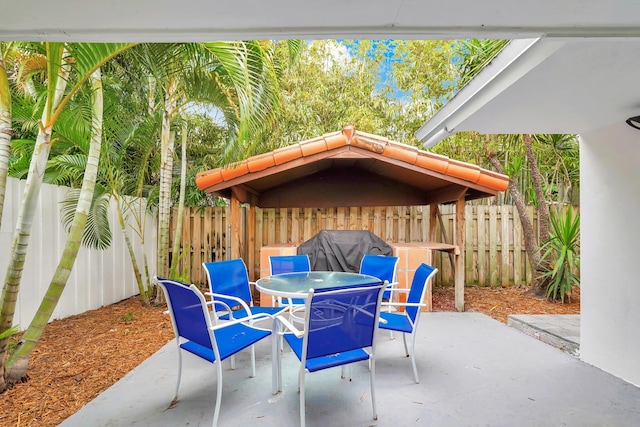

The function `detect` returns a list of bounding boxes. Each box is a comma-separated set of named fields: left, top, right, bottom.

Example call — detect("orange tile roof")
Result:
left=196, top=125, right=509, bottom=193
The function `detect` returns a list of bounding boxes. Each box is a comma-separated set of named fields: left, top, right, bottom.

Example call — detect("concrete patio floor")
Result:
left=61, top=312, right=640, bottom=426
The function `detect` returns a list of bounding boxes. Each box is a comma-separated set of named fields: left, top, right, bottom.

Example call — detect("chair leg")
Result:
left=171, top=345, right=183, bottom=407
left=272, top=321, right=282, bottom=394
left=341, top=364, right=352, bottom=380
left=369, top=356, right=378, bottom=421
left=249, top=344, right=256, bottom=378
left=402, top=332, right=410, bottom=357
left=212, top=361, right=223, bottom=427
left=387, top=304, right=394, bottom=340
left=410, top=333, right=419, bottom=384
left=299, top=369, right=306, bottom=427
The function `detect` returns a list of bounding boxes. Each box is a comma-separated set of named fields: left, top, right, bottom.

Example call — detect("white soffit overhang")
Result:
left=416, top=37, right=566, bottom=147
left=417, top=36, right=640, bottom=146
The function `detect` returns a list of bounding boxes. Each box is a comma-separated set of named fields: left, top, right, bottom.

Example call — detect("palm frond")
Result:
left=61, top=187, right=113, bottom=250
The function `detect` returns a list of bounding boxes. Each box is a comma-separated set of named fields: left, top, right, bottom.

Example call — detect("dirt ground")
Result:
left=0, top=285, right=580, bottom=427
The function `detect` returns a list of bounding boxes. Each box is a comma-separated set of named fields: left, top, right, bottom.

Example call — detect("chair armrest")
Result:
left=210, top=312, right=274, bottom=332
left=385, top=287, right=410, bottom=295
left=380, top=302, right=427, bottom=308
left=275, top=315, right=304, bottom=338
left=205, top=299, right=235, bottom=318
left=205, top=292, right=253, bottom=314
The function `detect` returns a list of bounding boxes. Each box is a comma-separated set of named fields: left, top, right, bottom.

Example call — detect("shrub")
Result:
left=538, top=207, right=580, bottom=302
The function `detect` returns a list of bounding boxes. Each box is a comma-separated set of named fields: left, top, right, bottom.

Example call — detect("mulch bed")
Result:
left=432, top=285, right=581, bottom=323
left=0, top=298, right=174, bottom=427
left=1, top=285, right=580, bottom=426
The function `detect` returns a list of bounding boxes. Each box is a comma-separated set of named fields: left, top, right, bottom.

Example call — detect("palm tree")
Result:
left=0, top=42, right=136, bottom=393
left=0, top=43, right=12, bottom=230
left=4, top=68, right=105, bottom=383
left=145, top=41, right=287, bottom=278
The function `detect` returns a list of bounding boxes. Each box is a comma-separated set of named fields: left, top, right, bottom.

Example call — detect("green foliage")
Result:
left=538, top=207, right=580, bottom=302
left=120, top=312, right=135, bottom=322
left=168, top=249, right=190, bottom=283
left=0, top=324, right=20, bottom=340
left=455, top=39, right=509, bottom=87
left=61, top=187, right=113, bottom=250
left=260, top=39, right=461, bottom=150
left=0, top=325, right=20, bottom=357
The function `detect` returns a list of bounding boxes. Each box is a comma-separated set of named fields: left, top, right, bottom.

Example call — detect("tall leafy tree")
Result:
left=136, top=41, right=290, bottom=277
left=260, top=40, right=460, bottom=150
left=5, top=68, right=105, bottom=382
left=450, top=39, right=582, bottom=295
left=0, top=42, right=135, bottom=393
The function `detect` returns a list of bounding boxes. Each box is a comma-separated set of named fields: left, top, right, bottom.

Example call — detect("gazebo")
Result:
left=196, top=125, right=509, bottom=310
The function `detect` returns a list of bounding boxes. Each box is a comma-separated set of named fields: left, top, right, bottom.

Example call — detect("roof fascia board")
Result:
left=415, top=37, right=567, bottom=147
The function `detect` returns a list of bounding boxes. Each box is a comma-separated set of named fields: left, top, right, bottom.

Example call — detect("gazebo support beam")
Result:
left=230, top=193, right=241, bottom=260
left=248, top=205, right=256, bottom=280
left=455, top=194, right=466, bottom=311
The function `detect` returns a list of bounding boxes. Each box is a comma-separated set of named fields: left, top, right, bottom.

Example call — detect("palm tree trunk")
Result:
left=116, top=195, right=149, bottom=305
left=0, top=46, right=11, bottom=230
left=0, top=45, right=69, bottom=391
left=4, top=69, right=105, bottom=383
left=124, top=196, right=153, bottom=298
left=157, top=78, right=177, bottom=278
left=169, top=120, right=187, bottom=277
left=524, top=134, right=550, bottom=242
left=485, top=136, right=542, bottom=291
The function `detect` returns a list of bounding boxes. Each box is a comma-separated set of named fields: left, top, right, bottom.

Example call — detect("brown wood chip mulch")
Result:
left=1, top=285, right=580, bottom=427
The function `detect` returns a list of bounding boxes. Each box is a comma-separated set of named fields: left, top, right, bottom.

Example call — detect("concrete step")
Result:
left=508, top=314, right=580, bottom=357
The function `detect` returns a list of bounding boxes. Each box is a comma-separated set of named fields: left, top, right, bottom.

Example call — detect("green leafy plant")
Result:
left=1, top=325, right=21, bottom=357
left=121, top=312, right=135, bottom=322
left=538, top=207, right=580, bottom=302
left=0, top=325, right=20, bottom=341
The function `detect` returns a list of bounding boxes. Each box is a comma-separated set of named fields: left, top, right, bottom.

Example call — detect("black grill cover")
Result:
left=297, top=230, right=393, bottom=272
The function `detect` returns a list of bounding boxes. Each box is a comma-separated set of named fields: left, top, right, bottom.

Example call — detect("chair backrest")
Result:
left=303, top=282, right=385, bottom=360
left=156, top=277, right=214, bottom=351
left=406, top=263, right=438, bottom=323
left=359, top=254, right=398, bottom=284
left=269, top=254, right=311, bottom=275
left=203, top=259, right=253, bottom=312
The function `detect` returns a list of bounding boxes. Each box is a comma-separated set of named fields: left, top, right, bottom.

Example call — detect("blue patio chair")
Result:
left=155, top=277, right=272, bottom=427
left=359, top=254, right=399, bottom=300
left=268, top=254, right=311, bottom=307
left=203, top=259, right=286, bottom=321
left=359, top=254, right=399, bottom=338
left=203, top=259, right=286, bottom=372
left=378, top=262, right=438, bottom=383
left=273, top=281, right=386, bottom=427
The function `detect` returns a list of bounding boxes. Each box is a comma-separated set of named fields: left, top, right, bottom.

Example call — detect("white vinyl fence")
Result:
left=0, top=177, right=157, bottom=330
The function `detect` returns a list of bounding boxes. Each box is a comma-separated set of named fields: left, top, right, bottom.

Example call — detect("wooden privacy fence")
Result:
left=169, top=204, right=561, bottom=288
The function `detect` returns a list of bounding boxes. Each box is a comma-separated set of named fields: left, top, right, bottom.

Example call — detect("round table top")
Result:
left=255, top=271, right=381, bottom=299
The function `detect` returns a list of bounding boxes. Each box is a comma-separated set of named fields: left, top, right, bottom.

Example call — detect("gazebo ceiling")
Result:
left=195, top=125, right=509, bottom=208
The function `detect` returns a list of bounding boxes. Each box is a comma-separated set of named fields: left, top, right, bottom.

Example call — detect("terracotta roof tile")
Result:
left=247, top=152, right=275, bottom=173
left=324, top=132, right=348, bottom=150
left=445, top=159, right=482, bottom=183
left=273, top=144, right=302, bottom=165
left=220, top=162, right=249, bottom=181
left=195, top=125, right=510, bottom=193
left=300, top=136, right=328, bottom=157
left=383, top=141, right=419, bottom=165
left=414, top=151, right=449, bottom=174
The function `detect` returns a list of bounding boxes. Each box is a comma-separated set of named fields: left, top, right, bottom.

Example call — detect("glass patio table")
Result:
left=255, top=271, right=382, bottom=300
